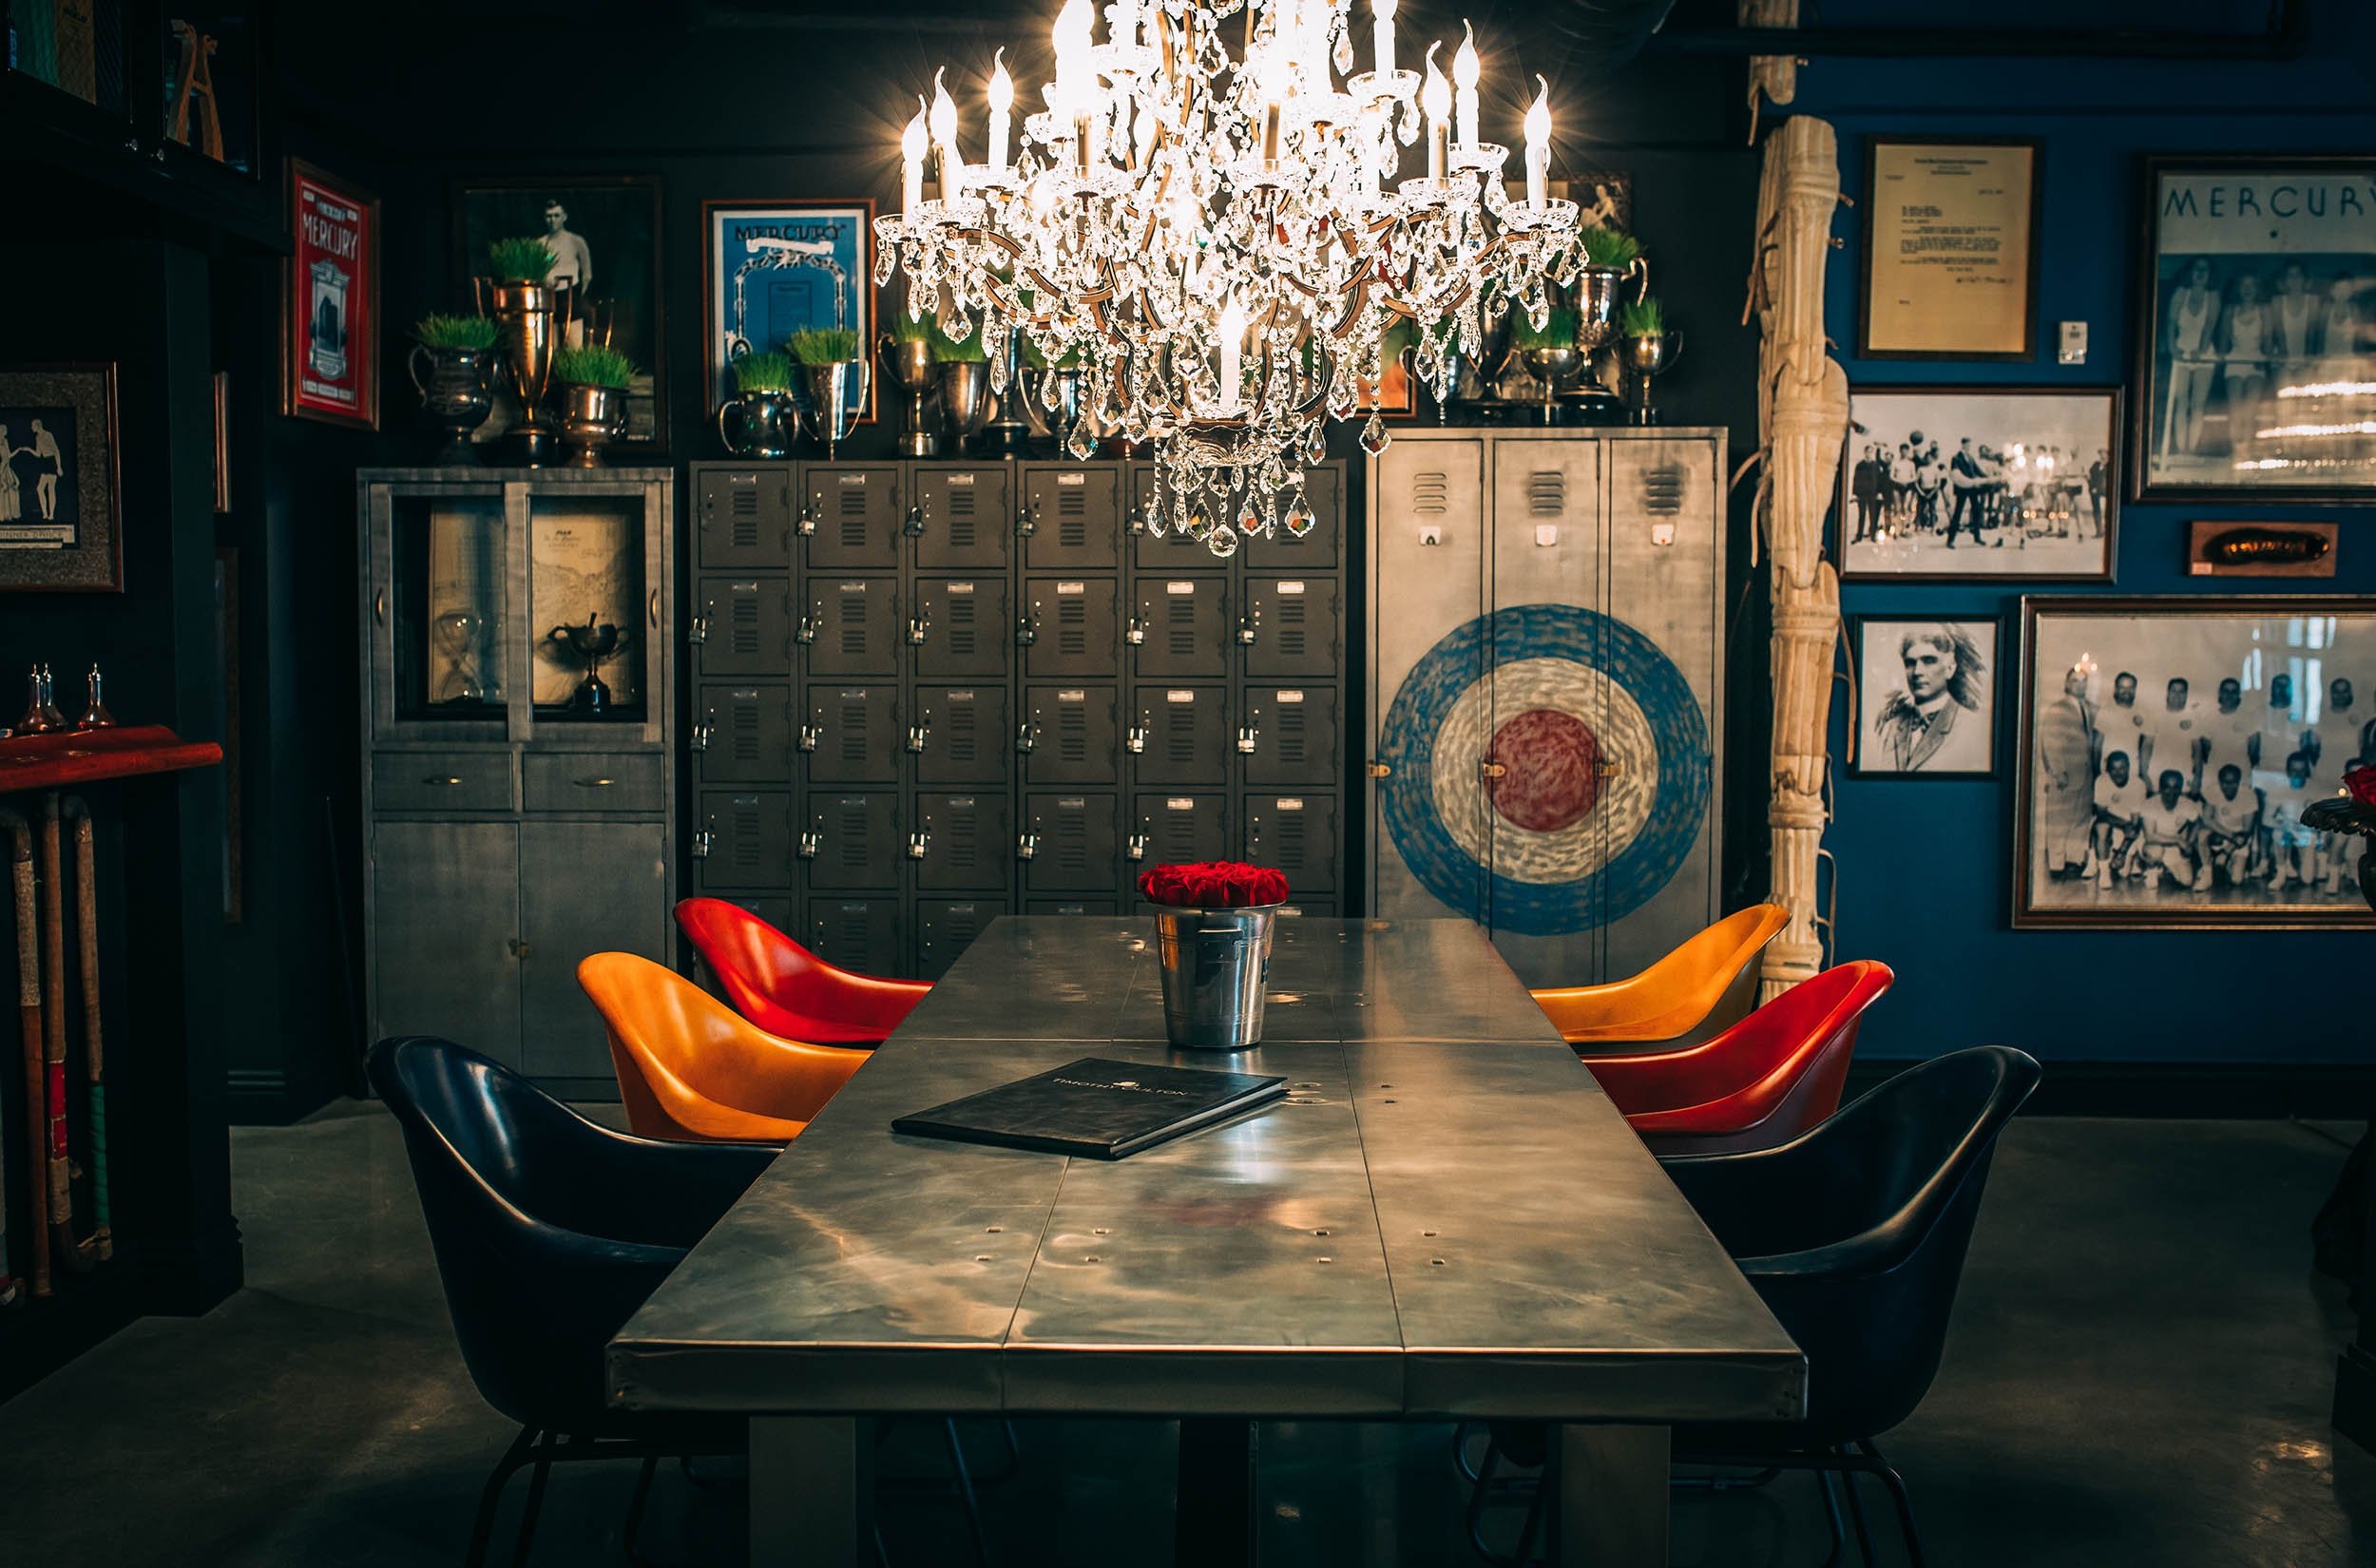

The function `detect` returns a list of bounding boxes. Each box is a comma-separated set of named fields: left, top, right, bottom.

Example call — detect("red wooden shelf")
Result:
left=0, top=726, right=222, bottom=794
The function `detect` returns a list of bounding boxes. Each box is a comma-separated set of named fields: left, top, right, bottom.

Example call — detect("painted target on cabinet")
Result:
left=1377, top=602, right=1711, bottom=936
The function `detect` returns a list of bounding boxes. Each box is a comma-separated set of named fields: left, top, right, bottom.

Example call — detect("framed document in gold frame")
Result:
left=1859, top=137, right=2041, bottom=361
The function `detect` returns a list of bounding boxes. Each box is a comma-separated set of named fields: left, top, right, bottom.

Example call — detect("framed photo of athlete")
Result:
left=1835, top=385, right=2120, bottom=583
left=701, top=199, right=875, bottom=423
left=1860, top=137, right=2041, bottom=360
left=0, top=363, right=122, bottom=593
left=2133, top=155, right=2376, bottom=503
left=2013, top=594, right=2376, bottom=928
left=452, top=174, right=667, bottom=451
left=1849, top=617, right=2000, bottom=779
left=282, top=158, right=379, bottom=430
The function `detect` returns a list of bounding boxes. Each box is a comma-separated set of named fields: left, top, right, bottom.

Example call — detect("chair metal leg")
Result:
left=509, top=1432, right=557, bottom=1568
left=466, top=1427, right=540, bottom=1568
left=1453, top=1420, right=1488, bottom=1483
left=1816, top=1468, right=1849, bottom=1568
left=944, top=1418, right=994, bottom=1568
left=1833, top=1449, right=1877, bottom=1568
left=1856, top=1440, right=1928, bottom=1568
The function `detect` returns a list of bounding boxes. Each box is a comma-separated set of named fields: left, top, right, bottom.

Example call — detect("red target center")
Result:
left=1485, top=708, right=1600, bottom=832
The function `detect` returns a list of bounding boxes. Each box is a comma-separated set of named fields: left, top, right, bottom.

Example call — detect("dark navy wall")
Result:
left=1793, top=1, right=2376, bottom=1062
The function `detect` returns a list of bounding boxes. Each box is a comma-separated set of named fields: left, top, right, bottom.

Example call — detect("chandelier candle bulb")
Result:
left=900, top=103, right=927, bottom=213
left=1373, top=0, right=1396, bottom=78
left=1422, top=44, right=1450, bottom=179
left=1219, top=298, right=1246, bottom=409
left=1523, top=76, right=1550, bottom=207
left=1453, top=23, right=1480, bottom=148
left=929, top=69, right=964, bottom=199
left=987, top=48, right=1013, bottom=168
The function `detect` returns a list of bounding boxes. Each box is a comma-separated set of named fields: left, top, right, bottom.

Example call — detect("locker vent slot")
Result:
left=946, top=810, right=981, bottom=870
left=1159, top=812, right=1201, bottom=859
left=1276, top=702, right=1306, bottom=763
left=729, top=483, right=760, bottom=548
left=837, top=483, right=871, bottom=547
left=1411, top=471, right=1449, bottom=514
left=1054, top=813, right=1089, bottom=871
left=839, top=700, right=870, bottom=763
left=948, top=591, right=976, bottom=655
left=1528, top=470, right=1565, bottom=517
left=729, top=804, right=762, bottom=870
left=1274, top=809, right=1306, bottom=870
left=1057, top=485, right=1088, bottom=547
left=729, top=697, right=761, bottom=763
left=1059, top=704, right=1087, bottom=763
left=1167, top=592, right=1198, bottom=656
left=729, top=595, right=760, bottom=658
left=836, top=807, right=871, bottom=869
left=1638, top=465, right=1687, bottom=516
left=947, top=702, right=977, bottom=763
left=839, top=591, right=869, bottom=656
left=826, top=907, right=871, bottom=956
left=1059, top=597, right=1087, bottom=656
left=1274, top=594, right=1307, bottom=659
left=1165, top=705, right=1198, bottom=764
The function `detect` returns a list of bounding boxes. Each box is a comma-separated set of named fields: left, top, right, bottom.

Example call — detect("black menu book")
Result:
left=893, top=1057, right=1288, bottom=1159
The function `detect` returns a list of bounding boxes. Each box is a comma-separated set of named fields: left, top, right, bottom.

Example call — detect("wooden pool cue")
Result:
left=65, top=797, right=107, bottom=1262
left=36, top=796, right=86, bottom=1277
left=1, top=803, right=44, bottom=1299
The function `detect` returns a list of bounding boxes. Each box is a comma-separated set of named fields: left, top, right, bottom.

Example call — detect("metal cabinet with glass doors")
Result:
left=358, top=468, right=675, bottom=1095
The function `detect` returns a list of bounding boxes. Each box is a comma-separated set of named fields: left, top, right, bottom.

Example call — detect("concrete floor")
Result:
left=1, top=1106, right=2374, bottom=1566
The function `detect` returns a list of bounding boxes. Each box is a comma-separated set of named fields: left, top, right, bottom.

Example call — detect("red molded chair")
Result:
left=1583, top=961, right=1893, bottom=1157
left=674, top=897, right=930, bottom=1046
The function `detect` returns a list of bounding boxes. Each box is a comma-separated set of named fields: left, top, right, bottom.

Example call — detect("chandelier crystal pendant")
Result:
left=874, top=0, right=1581, bottom=557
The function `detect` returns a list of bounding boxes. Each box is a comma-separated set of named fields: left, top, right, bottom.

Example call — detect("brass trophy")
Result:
left=1619, top=330, right=1682, bottom=426
left=556, top=382, right=625, bottom=467
left=546, top=612, right=625, bottom=715
left=407, top=340, right=493, bottom=466
left=878, top=331, right=940, bottom=457
left=718, top=388, right=800, bottom=457
left=802, top=359, right=869, bottom=461
left=1569, top=260, right=1645, bottom=412
left=479, top=277, right=568, bottom=466
left=938, top=358, right=991, bottom=454
left=978, top=327, right=1032, bottom=457
left=1518, top=342, right=1587, bottom=425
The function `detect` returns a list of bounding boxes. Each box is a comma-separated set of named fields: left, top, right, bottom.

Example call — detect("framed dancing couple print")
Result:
left=2014, top=596, right=2376, bottom=929
left=0, top=364, right=121, bottom=593
left=2134, top=155, right=2376, bottom=502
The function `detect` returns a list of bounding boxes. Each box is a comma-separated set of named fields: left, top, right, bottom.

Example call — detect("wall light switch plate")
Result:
left=2058, top=321, right=2087, bottom=365
left=1417, top=523, right=1443, bottom=546
left=1535, top=524, right=1559, bottom=547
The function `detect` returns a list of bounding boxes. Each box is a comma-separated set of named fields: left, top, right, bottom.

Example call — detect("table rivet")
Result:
left=1084, top=1254, right=1102, bottom=1263
left=1382, top=1099, right=1397, bottom=1104
left=1423, top=1230, right=1438, bottom=1237
left=1379, top=1083, right=1393, bottom=1088
left=1313, top=1228, right=1329, bottom=1235
left=1431, top=1258, right=1447, bottom=1267
left=976, top=1254, right=993, bottom=1262
left=986, top=1226, right=1003, bottom=1233
left=1094, top=1227, right=1109, bottom=1234
left=1317, top=1256, right=1333, bottom=1264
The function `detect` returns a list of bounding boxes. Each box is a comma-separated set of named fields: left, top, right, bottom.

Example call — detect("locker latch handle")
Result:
left=688, top=606, right=711, bottom=645
left=1366, top=761, right=1392, bottom=779
left=798, top=723, right=820, bottom=754
left=797, top=830, right=821, bottom=860
left=907, top=613, right=929, bottom=645
left=692, top=715, right=714, bottom=753
left=1016, top=503, right=1036, bottom=537
left=1236, top=724, right=1259, bottom=755
left=907, top=717, right=930, bottom=754
left=1017, top=609, right=1039, bottom=645
left=1126, top=832, right=1149, bottom=863
left=907, top=830, right=930, bottom=859
left=1017, top=832, right=1039, bottom=861
left=1479, top=761, right=1507, bottom=780
left=1125, top=724, right=1146, bottom=755
left=1017, top=721, right=1037, bottom=755
left=905, top=502, right=927, bottom=538
left=797, top=500, right=817, bottom=536
left=1125, top=615, right=1146, bottom=646
left=795, top=605, right=819, bottom=646
left=1236, top=608, right=1259, bottom=646
left=691, top=825, right=715, bottom=860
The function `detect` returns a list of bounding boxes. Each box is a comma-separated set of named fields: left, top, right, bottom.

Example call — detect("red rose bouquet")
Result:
left=1137, top=861, right=1291, bottom=909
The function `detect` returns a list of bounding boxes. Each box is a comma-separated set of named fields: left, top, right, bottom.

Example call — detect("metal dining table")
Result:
left=607, top=916, right=1805, bottom=1566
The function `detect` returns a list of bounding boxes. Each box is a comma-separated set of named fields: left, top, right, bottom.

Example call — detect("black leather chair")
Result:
left=369, top=1036, right=775, bottom=1567
left=1471, top=1044, right=2041, bottom=1566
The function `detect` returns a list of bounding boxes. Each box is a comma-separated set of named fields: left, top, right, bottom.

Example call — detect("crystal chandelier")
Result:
left=875, top=0, right=1581, bottom=557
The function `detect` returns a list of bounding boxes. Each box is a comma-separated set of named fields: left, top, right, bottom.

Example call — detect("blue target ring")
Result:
left=1378, top=603, right=1710, bottom=935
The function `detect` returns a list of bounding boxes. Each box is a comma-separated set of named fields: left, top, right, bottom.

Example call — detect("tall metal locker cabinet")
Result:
left=1365, top=429, right=1725, bottom=990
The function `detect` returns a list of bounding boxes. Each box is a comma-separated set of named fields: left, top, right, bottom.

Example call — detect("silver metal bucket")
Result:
left=1153, top=905, right=1278, bottom=1051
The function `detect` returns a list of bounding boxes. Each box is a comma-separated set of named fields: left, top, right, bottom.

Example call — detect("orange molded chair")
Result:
left=674, top=897, right=930, bottom=1046
left=1532, top=903, right=1791, bottom=1053
left=1583, top=960, right=1894, bottom=1157
left=577, top=951, right=870, bottom=1143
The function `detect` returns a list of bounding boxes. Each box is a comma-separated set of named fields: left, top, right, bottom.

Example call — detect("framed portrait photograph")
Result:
left=2014, top=595, right=2376, bottom=928
left=2133, top=155, right=2376, bottom=502
left=702, top=199, right=874, bottom=423
left=0, top=364, right=121, bottom=593
left=1860, top=137, right=2041, bottom=360
left=452, top=175, right=666, bottom=452
left=283, top=158, right=379, bottom=430
left=1836, top=386, right=2119, bottom=582
left=1850, top=617, right=2000, bottom=778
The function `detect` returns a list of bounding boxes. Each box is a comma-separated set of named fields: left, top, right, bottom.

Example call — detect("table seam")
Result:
left=1338, top=1037, right=1408, bottom=1405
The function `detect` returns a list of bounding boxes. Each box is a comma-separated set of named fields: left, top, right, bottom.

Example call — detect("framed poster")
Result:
left=1836, top=386, right=2118, bottom=582
left=2134, top=155, right=2376, bottom=502
left=1859, top=138, right=2041, bottom=360
left=282, top=158, right=379, bottom=430
left=1849, top=617, right=1999, bottom=778
left=702, top=200, right=875, bottom=423
left=452, top=175, right=667, bottom=452
left=0, top=364, right=121, bottom=593
left=2015, top=595, right=2376, bottom=928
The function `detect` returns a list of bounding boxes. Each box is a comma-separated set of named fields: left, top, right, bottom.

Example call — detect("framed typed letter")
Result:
left=2015, top=595, right=2376, bottom=928
left=282, top=159, right=379, bottom=430
left=1860, top=138, right=2041, bottom=360
left=2134, top=156, right=2376, bottom=502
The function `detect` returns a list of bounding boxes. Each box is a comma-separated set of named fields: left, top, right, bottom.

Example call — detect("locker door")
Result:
left=693, top=577, right=793, bottom=677
left=1132, top=792, right=1229, bottom=869
left=914, top=685, right=1008, bottom=783
left=914, top=467, right=1010, bottom=570
left=806, top=897, right=902, bottom=977
left=693, top=683, right=793, bottom=785
left=806, top=793, right=900, bottom=889
left=804, top=465, right=903, bottom=568
left=1242, top=576, right=1340, bottom=679
left=1024, top=794, right=1119, bottom=893
left=693, top=791, right=794, bottom=892
left=806, top=577, right=899, bottom=676
left=916, top=898, right=1007, bottom=980
left=695, top=467, right=795, bottom=570
left=1024, top=467, right=1120, bottom=567
left=1246, top=794, right=1338, bottom=892
left=804, top=683, right=900, bottom=783
left=1133, top=685, right=1229, bottom=785
left=1243, top=465, right=1341, bottom=569
left=1245, top=686, right=1341, bottom=787
left=1132, top=576, right=1228, bottom=678
left=914, top=578, right=1010, bottom=678
left=1024, top=579, right=1118, bottom=679
left=915, top=792, right=1014, bottom=890
left=1025, top=686, right=1120, bottom=786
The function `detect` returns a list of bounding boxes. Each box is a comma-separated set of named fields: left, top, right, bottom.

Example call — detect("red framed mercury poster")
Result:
left=282, top=158, right=380, bottom=430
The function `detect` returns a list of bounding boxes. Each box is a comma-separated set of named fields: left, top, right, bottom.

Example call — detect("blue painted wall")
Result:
left=1790, top=2, right=2376, bottom=1062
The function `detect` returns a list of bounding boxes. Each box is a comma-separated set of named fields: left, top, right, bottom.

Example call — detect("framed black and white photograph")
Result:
left=1851, top=617, right=2000, bottom=778
left=453, top=174, right=667, bottom=451
left=1836, top=386, right=2119, bottom=582
left=2015, top=595, right=2376, bottom=928
left=0, top=363, right=121, bottom=594
left=2134, top=155, right=2376, bottom=502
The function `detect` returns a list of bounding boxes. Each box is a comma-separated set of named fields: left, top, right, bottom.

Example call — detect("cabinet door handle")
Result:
left=424, top=775, right=464, bottom=787
left=374, top=590, right=388, bottom=624
left=573, top=776, right=617, bottom=788
left=648, top=589, right=661, bottom=628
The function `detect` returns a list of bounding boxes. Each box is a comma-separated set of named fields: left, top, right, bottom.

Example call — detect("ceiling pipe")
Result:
left=1651, top=0, right=2309, bottom=61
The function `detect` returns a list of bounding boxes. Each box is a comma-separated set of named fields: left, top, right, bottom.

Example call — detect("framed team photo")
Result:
left=2133, top=155, right=2376, bottom=503
left=701, top=199, right=874, bottom=423
left=2014, top=595, right=2376, bottom=928
left=282, top=158, right=378, bottom=430
left=1849, top=617, right=2000, bottom=778
left=1836, top=386, right=2119, bottom=583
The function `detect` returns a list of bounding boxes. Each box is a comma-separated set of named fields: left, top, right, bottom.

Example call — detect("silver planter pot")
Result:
left=939, top=360, right=992, bottom=450
left=802, top=360, right=869, bottom=460
left=718, top=388, right=801, bottom=457
left=484, top=279, right=562, bottom=459
left=1153, top=905, right=1279, bottom=1051
left=556, top=381, right=625, bottom=468
left=408, top=341, right=493, bottom=466
left=879, top=335, right=940, bottom=457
